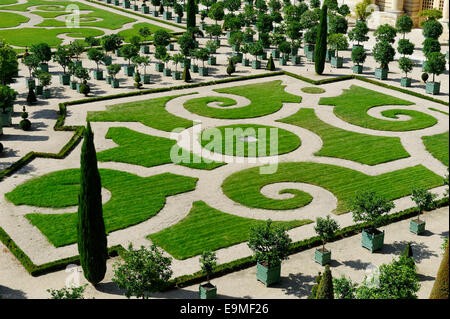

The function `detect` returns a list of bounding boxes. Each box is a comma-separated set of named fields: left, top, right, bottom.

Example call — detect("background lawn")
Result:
left=97, top=127, right=225, bottom=170
left=279, top=108, right=410, bottom=165
left=183, top=80, right=302, bottom=119
left=423, top=131, right=449, bottom=167
left=222, top=162, right=444, bottom=214
left=87, top=94, right=195, bottom=132
left=6, top=169, right=198, bottom=247
left=148, top=201, right=311, bottom=260
left=200, top=124, right=301, bottom=157
left=0, top=11, right=29, bottom=28
left=319, top=85, right=438, bottom=131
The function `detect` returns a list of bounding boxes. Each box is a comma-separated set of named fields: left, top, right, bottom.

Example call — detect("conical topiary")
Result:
left=430, top=243, right=449, bottom=299
left=26, top=87, right=37, bottom=105
left=316, top=264, right=334, bottom=299
left=134, top=71, right=142, bottom=89
left=402, top=242, right=414, bottom=258
left=266, top=54, right=275, bottom=71
left=77, top=122, right=108, bottom=286
left=314, top=4, right=327, bottom=75
left=308, top=271, right=322, bottom=299
left=182, top=65, right=191, bottom=82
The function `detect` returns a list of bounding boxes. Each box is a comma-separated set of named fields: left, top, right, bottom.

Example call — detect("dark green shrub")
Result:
left=182, top=65, right=191, bottom=82
left=0, top=142, right=3, bottom=154
left=421, top=72, right=429, bottom=82
left=316, top=265, right=334, bottom=299
left=79, top=82, right=90, bottom=96
left=314, top=4, right=327, bottom=75
left=266, top=54, right=275, bottom=71
left=26, top=87, right=37, bottom=105
left=134, top=71, right=143, bottom=89
left=20, top=119, right=31, bottom=131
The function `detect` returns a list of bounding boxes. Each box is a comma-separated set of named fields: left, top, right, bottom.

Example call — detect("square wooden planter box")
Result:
left=76, top=83, right=82, bottom=93
left=123, top=65, right=134, bottom=76
left=175, top=16, right=182, bottom=23
left=199, top=67, right=209, bottom=76
left=163, top=68, right=172, bottom=76
left=279, top=57, right=287, bottom=66
left=59, top=74, right=70, bottom=85
left=133, top=4, right=138, bottom=11
left=325, top=50, right=335, bottom=62
left=361, top=229, right=385, bottom=252
left=257, top=53, right=267, bottom=60
left=410, top=219, right=426, bottom=235
left=166, top=43, right=174, bottom=51
left=92, top=70, right=104, bottom=80
left=111, top=79, right=119, bottom=88
left=141, top=5, right=149, bottom=13
left=141, top=45, right=150, bottom=54
left=190, top=64, right=199, bottom=73
left=172, top=71, right=181, bottom=80
left=0, top=108, right=13, bottom=127
left=422, top=61, right=428, bottom=72
left=155, top=63, right=164, bottom=72
left=199, top=283, right=217, bottom=299
left=314, top=248, right=331, bottom=266
left=151, top=10, right=158, bottom=16
left=252, top=60, right=261, bottom=69
left=291, top=55, right=301, bottom=65
left=114, top=0, right=119, bottom=5
left=401, top=77, right=411, bottom=87
left=163, top=11, right=172, bottom=20
left=271, top=50, right=280, bottom=59
left=115, top=49, right=122, bottom=57
left=306, top=50, right=314, bottom=62
left=353, top=65, right=363, bottom=74
left=243, top=59, right=250, bottom=66
left=122, top=1, right=130, bottom=8
left=256, top=262, right=281, bottom=287
left=208, top=56, right=216, bottom=65
left=140, top=74, right=151, bottom=84
left=42, top=89, right=51, bottom=99
left=39, top=63, right=49, bottom=73
left=105, top=76, right=112, bottom=84
left=106, top=0, right=111, bottom=3
left=331, top=56, right=343, bottom=68
left=70, top=81, right=77, bottom=90
left=375, top=68, right=388, bottom=80
left=426, top=82, right=440, bottom=95
left=291, top=48, right=298, bottom=56
left=304, top=44, right=314, bottom=55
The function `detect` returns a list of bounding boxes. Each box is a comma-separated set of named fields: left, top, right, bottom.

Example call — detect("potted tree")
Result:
left=410, top=188, right=437, bottom=235
left=30, top=42, right=52, bottom=73
left=107, top=64, right=121, bottom=88
left=19, top=106, right=31, bottom=131
left=372, top=24, right=397, bottom=80
left=351, top=190, right=395, bottom=252
left=154, top=29, right=172, bottom=51
left=171, top=53, right=183, bottom=80
left=139, top=26, right=152, bottom=54
left=422, top=19, right=443, bottom=71
left=241, top=43, right=250, bottom=67
left=229, top=31, right=244, bottom=63
left=39, top=71, right=52, bottom=99
left=174, top=2, right=183, bottom=23
left=151, top=0, right=160, bottom=16
left=74, top=66, right=90, bottom=93
left=33, top=69, right=45, bottom=95
left=163, top=0, right=174, bottom=20
left=68, top=40, right=85, bottom=68
left=206, top=40, right=218, bottom=65
left=424, top=52, right=446, bottom=95
left=87, top=48, right=106, bottom=80
left=244, top=27, right=255, bottom=43
left=123, top=0, right=131, bottom=8
left=304, top=26, right=318, bottom=62
left=199, top=9, right=208, bottom=30
left=351, top=45, right=366, bottom=74
left=101, top=34, right=123, bottom=65
left=120, top=44, right=139, bottom=76
left=270, top=33, right=284, bottom=59
left=178, top=31, right=195, bottom=68
left=197, top=48, right=210, bottom=76
left=199, top=251, right=217, bottom=299
left=22, top=53, right=39, bottom=89
left=68, top=62, right=78, bottom=89
left=155, top=46, right=167, bottom=72
left=348, top=20, right=369, bottom=50
left=133, top=55, right=151, bottom=84
left=53, top=45, right=72, bottom=85
left=248, top=41, right=264, bottom=69
left=206, top=24, right=223, bottom=47
left=398, top=57, right=414, bottom=87
left=314, top=215, right=340, bottom=266
left=329, top=33, right=348, bottom=68
left=132, top=0, right=139, bottom=11
left=278, top=41, right=291, bottom=66
left=190, top=49, right=200, bottom=73
left=248, top=220, right=291, bottom=286
left=161, top=52, right=172, bottom=76
left=0, top=85, right=17, bottom=127
left=141, top=0, right=150, bottom=13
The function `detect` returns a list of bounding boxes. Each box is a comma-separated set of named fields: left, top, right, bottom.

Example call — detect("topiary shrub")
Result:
left=134, top=71, right=143, bottom=89
left=26, top=87, right=37, bottom=105
left=421, top=72, right=429, bottom=83
left=182, top=65, right=191, bottom=82
left=316, top=264, right=334, bottom=299
left=19, top=106, right=31, bottom=131
left=266, top=54, right=275, bottom=71
left=308, top=272, right=322, bottom=299
left=79, top=81, right=90, bottom=96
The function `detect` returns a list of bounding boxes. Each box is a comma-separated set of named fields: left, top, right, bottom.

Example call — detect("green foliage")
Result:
left=182, top=64, right=191, bottom=82
left=30, top=42, right=52, bottom=63
left=74, top=66, right=90, bottom=83
left=421, top=72, right=429, bottom=82
left=430, top=244, right=449, bottom=299
left=85, top=36, right=100, bottom=48
left=309, top=272, right=322, bottom=299
left=348, top=20, right=369, bottom=45
left=398, top=57, right=414, bottom=77
left=200, top=251, right=217, bottom=282
left=374, top=24, right=397, bottom=44
left=0, top=84, right=17, bottom=112
left=304, top=25, right=318, bottom=45
left=328, top=33, right=348, bottom=57
left=402, top=242, right=414, bottom=259
left=112, top=243, right=173, bottom=298
left=26, top=87, right=37, bottom=105
left=328, top=14, right=347, bottom=34
left=396, top=15, right=413, bottom=36
left=107, top=64, right=121, bottom=79
left=397, top=39, right=414, bottom=56
left=79, top=82, right=90, bottom=96
left=316, top=265, right=334, bottom=299
left=355, top=0, right=373, bottom=21
left=209, top=1, right=225, bottom=23
left=177, top=31, right=196, bottom=56
left=47, top=285, right=87, bottom=299
left=248, top=220, right=292, bottom=267
left=53, top=45, right=71, bottom=74
left=186, top=0, right=196, bottom=29
left=101, top=34, right=123, bottom=53
left=422, top=38, right=441, bottom=58
left=351, top=45, right=366, bottom=65
left=411, top=187, right=437, bottom=219
left=314, top=4, right=327, bottom=75
left=0, top=40, right=19, bottom=85
left=87, top=48, right=106, bottom=71
left=266, top=54, right=275, bottom=71
left=120, top=44, right=139, bottom=65
left=68, top=40, right=85, bottom=61
left=333, top=275, right=358, bottom=299
left=424, top=52, right=446, bottom=82
left=77, top=122, right=108, bottom=286
left=372, top=41, right=395, bottom=69
left=314, top=215, right=339, bottom=249
left=422, top=19, right=443, bottom=39
left=134, top=70, right=142, bottom=89
left=351, top=190, right=394, bottom=228
left=153, top=29, right=171, bottom=47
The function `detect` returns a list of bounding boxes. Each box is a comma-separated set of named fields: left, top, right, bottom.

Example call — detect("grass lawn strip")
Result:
left=183, top=80, right=302, bottom=119
left=222, top=162, right=444, bottom=214
left=200, top=124, right=301, bottom=157
left=97, top=127, right=225, bottom=170
left=0, top=11, right=29, bottom=28
left=319, top=85, right=438, bottom=131
left=279, top=108, right=410, bottom=165
left=422, top=131, right=449, bottom=167
left=6, top=169, right=198, bottom=247
left=148, top=201, right=312, bottom=260
left=87, top=94, right=195, bottom=132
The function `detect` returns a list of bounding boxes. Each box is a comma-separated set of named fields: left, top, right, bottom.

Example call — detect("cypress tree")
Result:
left=316, top=264, right=334, bottom=299
left=266, top=54, right=275, bottom=71
left=314, top=4, right=328, bottom=75
left=186, top=0, right=196, bottom=29
left=182, top=64, right=191, bottom=82
left=402, top=242, right=414, bottom=259
left=77, top=122, right=108, bottom=286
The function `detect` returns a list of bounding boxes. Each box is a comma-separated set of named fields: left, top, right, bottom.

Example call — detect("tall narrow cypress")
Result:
left=186, top=0, right=196, bottom=29
left=77, top=122, right=108, bottom=286
left=314, top=4, right=328, bottom=75
left=316, top=264, right=334, bottom=299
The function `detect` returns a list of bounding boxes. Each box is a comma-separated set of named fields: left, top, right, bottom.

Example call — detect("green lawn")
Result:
left=97, top=127, right=225, bottom=170
left=6, top=169, right=198, bottom=247
left=0, top=27, right=104, bottom=47
left=319, top=85, right=438, bottom=131
left=118, top=22, right=172, bottom=43
left=423, top=131, right=449, bottom=167
left=0, top=11, right=29, bottom=28
left=279, top=108, right=410, bottom=165
left=200, top=124, right=301, bottom=157
left=222, top=162, right=444, bottom=214
left=0, top=0, right=18, bottom=5
left=87, top=94, right=195, bottom=132
left=148, top=201, right=311, bottom=260
left=183, top=80, right=302, bottom=119
left=301, top=87, right=325, bottom=94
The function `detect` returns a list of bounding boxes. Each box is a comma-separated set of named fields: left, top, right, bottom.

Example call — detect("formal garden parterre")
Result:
left=0, top=0, right=448, bottom=299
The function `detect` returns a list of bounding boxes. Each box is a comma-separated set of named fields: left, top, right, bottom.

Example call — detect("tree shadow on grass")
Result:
left=278, top=272, right=315, bottom=298
left=0, top=285, right=27, bottom=299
